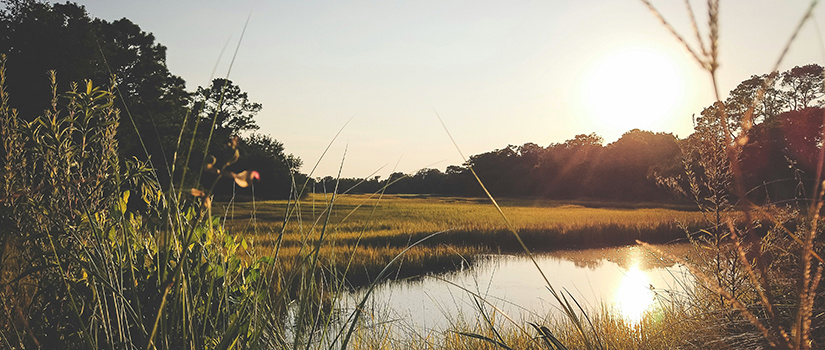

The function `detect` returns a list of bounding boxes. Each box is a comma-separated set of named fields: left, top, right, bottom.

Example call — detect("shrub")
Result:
left=0, top=55, right=271, bottom=349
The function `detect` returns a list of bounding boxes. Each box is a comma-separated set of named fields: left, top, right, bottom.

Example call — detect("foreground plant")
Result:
left=0, top=55, right=272, bottom=349
left=641, top=0, right=825, bottom=349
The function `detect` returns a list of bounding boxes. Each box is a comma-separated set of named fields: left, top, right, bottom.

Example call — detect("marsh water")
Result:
left=342, top=244, right=694, bottom=337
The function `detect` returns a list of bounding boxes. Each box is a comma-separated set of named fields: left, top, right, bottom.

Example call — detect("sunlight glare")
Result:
left=614, top=265, right=655, bottom=324
left=580, top=46, right=686, bottom=133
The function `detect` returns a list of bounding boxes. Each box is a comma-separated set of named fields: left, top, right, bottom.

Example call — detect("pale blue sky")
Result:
left=56, top=1, right=825, bottom=178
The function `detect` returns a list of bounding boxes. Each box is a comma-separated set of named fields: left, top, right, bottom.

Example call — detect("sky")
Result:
left=49, top=0, right=825, bottom=178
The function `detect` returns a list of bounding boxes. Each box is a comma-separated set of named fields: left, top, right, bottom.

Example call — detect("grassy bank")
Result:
left=218, top=193, right=706, bottom=287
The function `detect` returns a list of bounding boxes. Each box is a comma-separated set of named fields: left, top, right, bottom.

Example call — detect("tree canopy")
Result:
left=0, top=0, right=189, bottom=165
left=191, top=78, right=261, bottom=152
left=0, top=0, right=302, bottom=199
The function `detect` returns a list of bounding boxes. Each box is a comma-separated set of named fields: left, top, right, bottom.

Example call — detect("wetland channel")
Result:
left=341, top=243, right=694, bottom=337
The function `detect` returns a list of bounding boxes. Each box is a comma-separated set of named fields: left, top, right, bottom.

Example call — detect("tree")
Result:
left=179, top=78, right=266, bottom=190
left=675, top=66, right=825, bottom=206
left=714, top=65, right=822, bottom=139
left=562, top=132, right=603, bottom=149
left=779, top=64, right=824, bottom=111
left=534, top=133, right=604, bottom=198
left=465, top=145, right=522, bottom=196
left=192, top=78, right=261, bottom=148
left=724, top=74, right=785, bottom=127
left=594, top=129, right=680, bottom=200
left=0, top=0, right=189, bottom=181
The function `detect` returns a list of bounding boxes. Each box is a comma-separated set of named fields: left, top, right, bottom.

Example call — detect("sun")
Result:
left=579, top=46, right=687, bottom=133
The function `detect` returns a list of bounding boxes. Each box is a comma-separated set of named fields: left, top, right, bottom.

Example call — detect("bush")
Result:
left=0, top=56, right=271, bottom=349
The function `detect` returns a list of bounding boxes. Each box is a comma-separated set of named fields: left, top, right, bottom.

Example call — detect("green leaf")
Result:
left=120, top=190, right=130, bottom=215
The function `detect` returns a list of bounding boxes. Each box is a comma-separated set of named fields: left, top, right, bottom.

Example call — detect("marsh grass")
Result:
left=224, top=194, right=705, bottom=247
left=217, top=194, right=705, bottom=290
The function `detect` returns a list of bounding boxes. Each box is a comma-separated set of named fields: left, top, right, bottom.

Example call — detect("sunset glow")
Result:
left=580, top=47, right=688, bottom=134
left=63, top=1, right=823, bottom=177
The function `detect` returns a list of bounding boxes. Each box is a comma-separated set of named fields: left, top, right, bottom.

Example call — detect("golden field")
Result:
left=218, top=193, right=707, bottom=287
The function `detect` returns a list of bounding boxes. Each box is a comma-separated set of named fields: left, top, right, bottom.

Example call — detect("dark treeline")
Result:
left=318, top=64, right=825, bottom=204
left=0, top=0, right=305, bottom=200
left=315, top=130, right=682, bottom=201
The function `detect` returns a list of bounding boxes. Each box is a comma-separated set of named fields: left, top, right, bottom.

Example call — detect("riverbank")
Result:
left=219, top=194, right=708, bottom=287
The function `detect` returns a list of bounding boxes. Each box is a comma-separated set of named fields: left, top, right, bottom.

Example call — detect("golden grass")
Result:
left=220, top=194, right=706, bottom=288
left=223, top=193, right=703, bottom=235
left=213, top=194, right=721, bottom=349
left=338, top=301, right=710, bottom=350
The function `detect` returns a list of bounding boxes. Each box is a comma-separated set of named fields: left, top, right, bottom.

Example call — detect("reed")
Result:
left=0, top=59, right=271, bottom=348
left=636, top=0, right=825, bottom=349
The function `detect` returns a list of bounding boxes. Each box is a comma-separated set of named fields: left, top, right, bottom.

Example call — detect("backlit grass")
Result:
left=220, top=193, right=706, bottom=288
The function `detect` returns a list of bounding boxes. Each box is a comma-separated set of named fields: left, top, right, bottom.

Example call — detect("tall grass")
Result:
left=0, top=55, right=281, bottom=348
left=637, top=0, right=825, bottom=349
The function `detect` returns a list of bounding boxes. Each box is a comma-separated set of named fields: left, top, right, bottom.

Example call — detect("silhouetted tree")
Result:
left=465, top=145, right=523, bottom=196
left=665, top=65, right=825, bottom=206
left=536, top=133, right=604, bottom=198
left=176, top=78, right=263, bottom=188
left=1, top=1, right=309, bottom=198
left=212, top=134, right=302, bottom=200
left=724, top=74, right=785, bottom=127
left=192, top=78, right=261, bottom=150
left=594, top=129, right=680, bottom=200
left=779, top=64, right=824, bottom=111
left=0, top=0, right=189, bottom=182
left=741, top=107, right=824, bottom=200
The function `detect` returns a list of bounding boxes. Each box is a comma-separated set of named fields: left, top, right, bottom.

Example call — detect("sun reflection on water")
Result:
left=613, top=247, right=657, bottom=324
left=343, top=244, right=694, bottom=336
left=615, top=266, right=654, bottom=324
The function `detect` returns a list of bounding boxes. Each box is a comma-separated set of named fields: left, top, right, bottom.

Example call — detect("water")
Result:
left=342, top=244, right=693, bottom=337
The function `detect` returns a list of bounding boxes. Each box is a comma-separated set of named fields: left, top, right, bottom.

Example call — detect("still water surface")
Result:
left=344, top=244, right=693, bottom=336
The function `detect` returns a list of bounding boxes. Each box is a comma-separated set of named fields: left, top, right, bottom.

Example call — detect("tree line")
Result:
left=318, top=64, right=825, bottom=204
left=315, top=130, right=682, bottom=201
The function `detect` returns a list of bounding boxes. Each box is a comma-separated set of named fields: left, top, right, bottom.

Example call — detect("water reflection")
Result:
left=344, top=244, right=692, bottom=337
left=613, top=247, right=654, bottom=323
left=615, top=269, right=653, bottom=324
